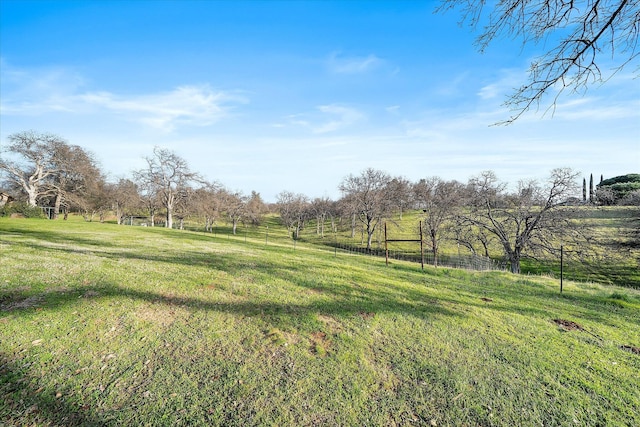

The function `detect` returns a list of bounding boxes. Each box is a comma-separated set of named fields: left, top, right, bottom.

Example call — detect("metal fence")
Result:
left=330, top=243, right=506, bottom=272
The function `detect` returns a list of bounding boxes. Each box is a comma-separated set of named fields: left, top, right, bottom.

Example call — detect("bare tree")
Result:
left=339, top=168, right=394, bottom=250
left=310, top=197, right=334, bottom=238
left=191, top=184, right=223, bottom=232
left=72, top=183, right=109, bottom=221
left=459, top=168, right=581, bottom=273
left=620, top=192, right=640, bottom=249
left=414, top=177, right=465, bottom=266
left=134, top=147, right=201, bottom=229
left=454, top=219, right=494, bottom=258
left=46, top=143, right=104, bottom=219
left=0, top=131, right=64, bottom=207
left=276, top=191, right=309, bottom=240
left=109, top=178, right=140, bottom=225
left=138, top=180, right=162, bottom=227
left=173, top=186, right=195, bottom=230
left=245, top=191, right=266, bottom=227
left=595, top=186, right=617, bottom=206
left=387, top=176, right=413, bottom=219
left=0, top=131, right=106, bottom=219
left=220, top=189, right=247, bottom=235
left=336, top=193, right=360, bottom=239
left=441, top=0, right=640, bottom=123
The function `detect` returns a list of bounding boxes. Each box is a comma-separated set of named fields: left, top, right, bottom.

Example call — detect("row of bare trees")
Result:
left=0, top=132, right=267, bottom=230
left=0, top=131, right=615, bottom=274
left=111, top=148, right=268, bottom=231
left=276, top=167, right=587, bottom=274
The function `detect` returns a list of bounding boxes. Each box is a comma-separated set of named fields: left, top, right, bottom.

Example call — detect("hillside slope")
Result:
left=1, top=218, right=639, bottom=426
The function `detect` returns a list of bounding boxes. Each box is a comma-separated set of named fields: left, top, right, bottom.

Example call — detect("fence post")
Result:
left=385, top=222, right=389, bottom=266
left=420, top=221, right=424, bottom=271
left=560, top=245, right=564, bottom=293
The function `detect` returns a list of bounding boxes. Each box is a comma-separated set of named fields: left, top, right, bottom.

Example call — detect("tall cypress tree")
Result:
left=589, top=174, right=594, bottom=203
left=583, top=178, right=587, bottom=202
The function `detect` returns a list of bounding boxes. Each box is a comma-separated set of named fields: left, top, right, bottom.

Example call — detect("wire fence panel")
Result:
left=330, top=243, right=505, bottom=272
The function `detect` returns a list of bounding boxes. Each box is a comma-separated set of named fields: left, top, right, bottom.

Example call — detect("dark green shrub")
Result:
left=597, top=174, right=640, bottom=204
left=0, top=203, right=45, bottom=218
left=599, top=174, right=640, bottom=186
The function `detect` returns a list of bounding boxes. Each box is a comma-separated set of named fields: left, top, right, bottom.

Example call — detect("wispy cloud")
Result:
left=477, top=69, right=524, bottom=100
left=327, top=52, right=383, bottom=74
left=551, top=97, right=640, bottom=121
left=313, top=104, right=365, bottom=133
left=282, top=104, right=365, bottom=134
left=0, top=60, right=87, bottom=114
left=435, top=72, right=470, bottom=97
left=76, top=86, right=246, bottom=131
left=0, top=61, right=246, bottom=132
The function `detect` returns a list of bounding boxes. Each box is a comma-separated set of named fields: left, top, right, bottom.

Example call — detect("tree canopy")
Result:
left=442, top=0, right=640, bottom=123
left=597, top=173, right=640, bottom=203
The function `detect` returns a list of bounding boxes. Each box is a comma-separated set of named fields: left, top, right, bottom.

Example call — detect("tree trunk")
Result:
left=351, top=213, right=356, bottom=238
left=366, top=224, right=375, bottom=250
left=508, top=248, right=522, bottom=273
left=166, top=199, right=173, bottom=228
left=52, top=193, right=62, bottom=219
left=232, top=219, right=238, bottom=235
left=26, top=188, right=38, bottom=207
left=116, top=204, right=123, bottom=225
left=431, top=230, right=438, bottom=267
left=509, top=258, right=521, bottom=274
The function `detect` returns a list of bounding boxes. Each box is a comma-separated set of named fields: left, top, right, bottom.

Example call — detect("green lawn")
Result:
left=1, top=217, right=639, bottom=426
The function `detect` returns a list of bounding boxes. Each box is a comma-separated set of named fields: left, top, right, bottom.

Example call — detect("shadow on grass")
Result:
left=1, top=258, right=459, bottom=425
left=5, top=225, right=639, bottom=330
left=2, top=225, right=455, bottom=321
left=0, top=225, right=120, bottom=250
left=0, top=352, right=105, bottom=426
left=417, top=270, right=640, bottom=328
left=5, top=220, right=638, bottom=330
left=1, top=273, right=459, bottom=329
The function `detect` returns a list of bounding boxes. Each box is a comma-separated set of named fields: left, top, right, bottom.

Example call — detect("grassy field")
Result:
left=1, top=217, right=639, bottom=426
left=293, top=206, right=640, bottom=288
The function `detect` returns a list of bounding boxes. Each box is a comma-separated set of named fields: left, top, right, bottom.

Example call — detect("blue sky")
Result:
left=1, top=0, right=638, bottom=201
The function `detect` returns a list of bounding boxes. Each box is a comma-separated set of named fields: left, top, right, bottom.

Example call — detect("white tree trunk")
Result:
left=26, top=188, right=38, bottom=207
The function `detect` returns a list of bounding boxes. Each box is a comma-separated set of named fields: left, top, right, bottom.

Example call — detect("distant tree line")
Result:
left=581, top=173, right=640, bottom=205
left=595, top=174, right=640, bottom=206
left=2, top=131, right=638, bottom=274
left=0, top=131, right=268, bottom=229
